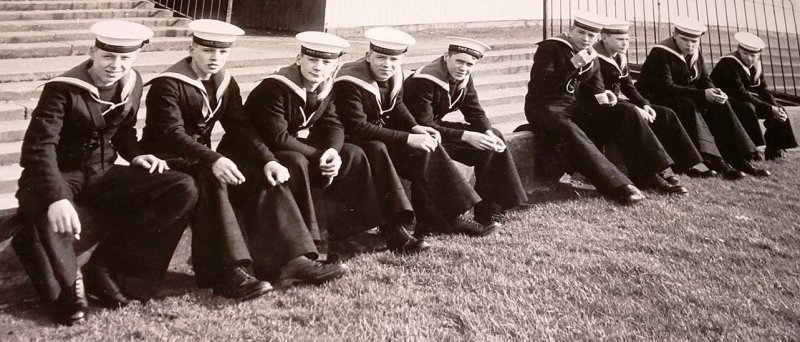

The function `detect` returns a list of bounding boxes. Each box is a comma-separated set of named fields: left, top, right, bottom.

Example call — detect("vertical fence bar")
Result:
left=543, top=0, right=548, bottom=40
left=633, top=0, right=640, bottom=64
left=772, top=0, right=788, bottom=95
left=713, top=0, right=723, bottom=67
left=779, top=0, right=797, bottom=96
left=643, top=0, right=649, bottom=59
left=759, top=1, right=778, bottom=91
left=723, top=0, right=732, bottom=50
left=790, top=1, right=800, bottom=97
left=702, top=0, right=714, bottom=64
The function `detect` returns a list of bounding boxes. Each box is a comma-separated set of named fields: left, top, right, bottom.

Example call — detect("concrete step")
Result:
left=0, top=0, right=153, bottom=11
left=0, top=25, right=190, bottom=44
left=0, top=36, right=192, bottom=59
left=0, top=17, right=189, bottom=33
left=0, top=46, right=533, bottom=84
left=0, top=8, right=172, bottom=21
left=0, top=164, right=21, bottom=195
left=0, top=100, right=529, bottom=201
left=0, top=82, right=530, bottom=165
left=0, top=55, right=532, bottom=117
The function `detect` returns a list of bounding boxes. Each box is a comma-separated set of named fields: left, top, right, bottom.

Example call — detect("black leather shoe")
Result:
left=736, top=161, right=771, bottom=177
left=213, top=266, right=273, bottom=301
left=664, top=175, right=681, bottom=185
left=765, top=148, right=784, bottom=160
left=382, top=225, right=430, bottom=254
left=639, top=174, right=689, bottom=195
left=274, top=256, right=346, bottom=288
left=685, top=168, right=717, bottom=178
left=448, top=217, right=499, bottom=237
left=721, top=169, right=748, bottom=180
left=708, top=158, right=747, bottom=180
left=610, top=184, right=645, bottom=205
left=85, top=264, right=132, bottom=309
left=54, top=272, right=88, bottom=326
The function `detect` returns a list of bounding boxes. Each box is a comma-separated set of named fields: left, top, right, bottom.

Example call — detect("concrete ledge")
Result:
left=331, top=20, right=544, bottom=38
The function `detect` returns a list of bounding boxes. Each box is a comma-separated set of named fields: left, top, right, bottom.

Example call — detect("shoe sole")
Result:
left=217, top=283, right=274, bottom=301
left=87, top=293, right=131, bottom=309
left=274, top=268, right=347, bottom=289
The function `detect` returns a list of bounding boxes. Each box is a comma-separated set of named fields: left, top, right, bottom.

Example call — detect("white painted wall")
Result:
left=323, top=0, right=800, bottom=34
left=323, top=0, right=542, bottom=28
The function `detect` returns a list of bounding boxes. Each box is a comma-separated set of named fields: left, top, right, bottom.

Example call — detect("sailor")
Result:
left=403, top=36, right=528, bottom=231
left=220, top=31, right=380, bottom=282
left=334, top=27, right=491, bottom=243
left=12, top=20, right=198, bottom=325
left=589, top=17, right=699, bottom=192
left=710, top=31, right=797, bottom=160
left=141, top=19, right=273, bottom=300
left=522, top=11, right=648, bottom=204
left=636, top=17, right=766, bottom=178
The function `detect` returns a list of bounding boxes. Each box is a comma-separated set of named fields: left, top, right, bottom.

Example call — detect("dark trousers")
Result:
left=578, top=102, right=673, bottom=181
left=526, top=100, right=631, bottom=193
left=13, top=166, right=197, bottom=302
left=228, top=159, right=319, bottom=280
left=438, top=124, right=528, bottom=212
left=355, top=140, right=479, bottom=226
left=647, top=104, right=704, bottom=171
left=648, top=95, right=757, bottom=164
left=729, top=99, right=798, bottom=151
left=182, top=167, right=252, bottom=288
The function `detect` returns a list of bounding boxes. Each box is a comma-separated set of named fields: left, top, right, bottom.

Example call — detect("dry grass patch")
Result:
left=1, top=153, right=799, bottom=341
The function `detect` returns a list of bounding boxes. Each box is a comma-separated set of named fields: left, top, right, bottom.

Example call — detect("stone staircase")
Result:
left=0, top=0, right=541, bottom=215
left=1, top=0, right=799, bottom=218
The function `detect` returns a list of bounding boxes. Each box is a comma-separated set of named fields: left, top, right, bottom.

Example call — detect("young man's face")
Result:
left=673, top=34, right=701, bottom=56
left=89, top=48, right=138, bottom=86
left=738, top=48, right=760, bottom=67
left=190, top=43, right=231, bottom=76
left=366, top=51, right=403, bottom=82
left=602, top=33, right=630, bottom=54
left=567, top=26, right=599, bottom=50
left=443, top=52, right=478, bottom=81
left=296, top=54, right=339, bottom=85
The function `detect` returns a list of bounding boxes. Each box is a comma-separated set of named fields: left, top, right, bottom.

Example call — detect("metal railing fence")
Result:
left=149, top=0, right=233, bottom=22
left=543, top=0, right=800, bottom=101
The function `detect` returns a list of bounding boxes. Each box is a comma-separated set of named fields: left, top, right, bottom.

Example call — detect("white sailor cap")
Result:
left=447, top=36, right=491, bottom=59
left=296, top=31, right=350, bottom=59
left=90, top=20, right=153, bottom=53
left=573, top=11, right=604, bottom=33
left=189, top=19, right=244, bottom=48
left=602, top=17, right=631, bottom=34
left=672, top=16, right=707, bottom=38
left=734, top=32, right=766, bottom=53
left=364, top=27, right=416, bottom=55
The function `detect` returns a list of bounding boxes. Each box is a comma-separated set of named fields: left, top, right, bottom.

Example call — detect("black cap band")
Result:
left=738, top=44, right=762, bottom=53
left=448, top=44, right=483, bottom=59
left=574, top=20, right=602, bottom=33
left=95, top=39, right=145, bottom=53
left=674, top=27, right=704, bottom=38
left=193, top=35, right=233, bottom=48
left=601, top=28, right=629, bottom=34
left=301, top=46, right=342, bottom=59
left=370, top=43, right=406, bottom=55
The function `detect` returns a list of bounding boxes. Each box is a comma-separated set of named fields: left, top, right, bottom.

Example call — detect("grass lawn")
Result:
left=1, top=152, right=799, bottom=341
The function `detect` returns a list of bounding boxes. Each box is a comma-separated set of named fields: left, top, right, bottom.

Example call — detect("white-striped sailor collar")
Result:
left=334, top=57, right=403, bottom=111
left=719, top=52, right=762, bottom=84
left=540, top=34, right=577, bottom=51
left=593, top=41, right=629, bottom=78
left=540, top=34, right=595, bottom=75
left=652, top=37, right=700, bottom=79
left=411, top=56, right=468, bottom=109
left=264, top=63, right=337, bottom=128
left=45, top=59, right=139, bottom=116
left=147, top=57, right=232, bottom=120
